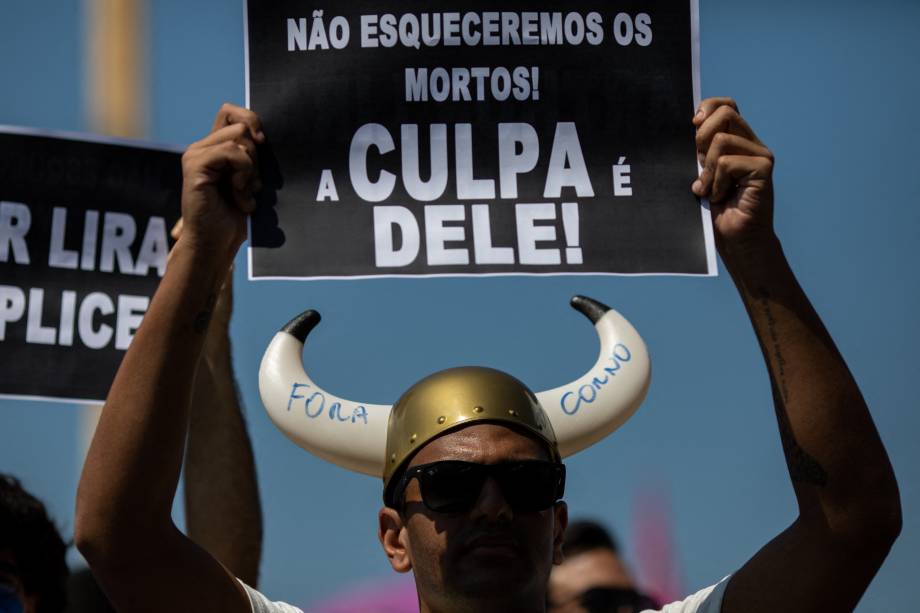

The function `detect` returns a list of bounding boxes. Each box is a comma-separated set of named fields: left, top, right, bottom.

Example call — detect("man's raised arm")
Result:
left=185, top=258, right=263, bottom=587
left=75, top=104, right=263, bottom=613
left=692, top=97, right=901, bottom=612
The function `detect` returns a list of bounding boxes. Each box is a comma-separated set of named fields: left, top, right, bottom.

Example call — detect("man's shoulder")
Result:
left=239, top=581, right=304, bottom=613
left=646, top=576, right=731, bottom=613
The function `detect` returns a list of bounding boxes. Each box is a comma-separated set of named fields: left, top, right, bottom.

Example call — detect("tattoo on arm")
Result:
left=193, top=293, right=216, bottom=334
left=759, top=289, right=829, bottom=487
left=772, top=384, right=829, bottom=486
left=759, top=290, right=790, bottom=403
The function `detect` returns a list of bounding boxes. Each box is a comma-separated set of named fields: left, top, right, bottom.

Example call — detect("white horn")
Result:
left=536, top=296, right=651, bottom=458
left=258, top=310, right=391, bottom=477
left=260, top=296, right=649, bottom=476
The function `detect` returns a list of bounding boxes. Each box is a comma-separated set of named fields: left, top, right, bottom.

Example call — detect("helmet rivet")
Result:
left=390, top=453, right=396, bottom=462
left=410, top=433, right=417, bottom=443
left=473, top=406, right=484, bottom=413
left=437, top=416, right=446, bottom=424
left=508, top=409, right=517, bottom=416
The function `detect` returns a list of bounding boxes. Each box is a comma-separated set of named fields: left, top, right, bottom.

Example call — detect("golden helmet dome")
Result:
left=382, top=366, right=560, bottom=497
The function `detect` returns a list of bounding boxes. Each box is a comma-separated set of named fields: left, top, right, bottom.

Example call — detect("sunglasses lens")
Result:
left=412, top=461, right=563, bottom=513
left=419, top=462, right=485, bottom=512
left=497, top=462, right=561, bottom=512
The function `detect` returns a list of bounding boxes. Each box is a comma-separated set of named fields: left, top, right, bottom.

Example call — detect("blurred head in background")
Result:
left=0, top=474, right=68, bottom=613
left=548, top=519, right=658, bottom=613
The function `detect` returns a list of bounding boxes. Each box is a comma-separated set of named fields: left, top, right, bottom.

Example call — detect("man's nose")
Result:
left=469, top=477, right=513, bottom=522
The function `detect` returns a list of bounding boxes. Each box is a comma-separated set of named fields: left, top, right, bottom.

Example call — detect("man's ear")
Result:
left=552, top=501, right=568, bottom=565
left=379, top=506, right=413, bottom=573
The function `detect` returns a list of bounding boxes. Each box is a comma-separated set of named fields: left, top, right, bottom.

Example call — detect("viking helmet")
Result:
left=382, top=366, right=561, bottom=501
left=258, top=296, right=651, bottom=490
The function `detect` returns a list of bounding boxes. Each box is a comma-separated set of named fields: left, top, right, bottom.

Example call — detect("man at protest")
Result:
left=0, top=474, right=68, bottom=613
left=75, top=98, right=900, bottom=613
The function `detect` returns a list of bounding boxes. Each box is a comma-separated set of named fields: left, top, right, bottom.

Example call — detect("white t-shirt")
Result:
left=241, top=576, right=730, bottom=613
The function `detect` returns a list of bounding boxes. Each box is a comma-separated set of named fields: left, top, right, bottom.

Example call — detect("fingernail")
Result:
left=692, top=179, right=702, bottom=194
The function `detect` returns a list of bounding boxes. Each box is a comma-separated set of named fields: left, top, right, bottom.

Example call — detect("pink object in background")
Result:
left=632, top=483, right=683, bottom=605
left=308, top=575, right=418, bottom=613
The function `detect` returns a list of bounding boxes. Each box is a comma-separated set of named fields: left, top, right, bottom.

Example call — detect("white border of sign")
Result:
left=243, top=0, right=715, bottom=280
left=0, top=392, right=104, bottom=406
left=691, top=0, right=717, bottom=276
left=0, top=125, right=184, bottom=153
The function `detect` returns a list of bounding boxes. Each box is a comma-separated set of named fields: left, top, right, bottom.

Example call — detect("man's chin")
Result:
left=450, top=553, right=536, bottom=593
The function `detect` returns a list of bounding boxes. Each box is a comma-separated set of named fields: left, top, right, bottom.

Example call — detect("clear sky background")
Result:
left=1, top=1, right=918, bottom=611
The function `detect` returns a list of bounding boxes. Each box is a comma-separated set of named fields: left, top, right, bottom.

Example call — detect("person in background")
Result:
left=547, top=520, right=657, bottom=613
left=0, top=474, right=68, bottom=613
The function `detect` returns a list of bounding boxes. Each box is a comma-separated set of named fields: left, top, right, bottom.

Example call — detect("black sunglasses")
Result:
left=578, top=587, right=660, bottom=613
left=388, top=459, right=565, bottom=513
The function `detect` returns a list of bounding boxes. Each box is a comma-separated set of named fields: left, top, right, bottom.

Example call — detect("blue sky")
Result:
left=1, top=1, right=918, bottom=610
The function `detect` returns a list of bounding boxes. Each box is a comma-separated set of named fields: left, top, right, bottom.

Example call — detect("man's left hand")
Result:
left=692, top=97, right=775, bottom=254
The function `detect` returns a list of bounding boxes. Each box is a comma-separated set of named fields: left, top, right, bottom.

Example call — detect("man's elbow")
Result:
left=832, top=482, right=902, bottom=557
left=73, top=490, right=123, bottom=567
left=74, top=505, right=108, bottom=565
left=74, top=493, right=151, bottom=567
left=874, top=495, right=902, bottom=549
left=862, top=472, right=902, bottom=549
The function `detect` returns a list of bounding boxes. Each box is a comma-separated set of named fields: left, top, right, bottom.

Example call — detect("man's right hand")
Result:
left=179, top=103, right=264, bottom=261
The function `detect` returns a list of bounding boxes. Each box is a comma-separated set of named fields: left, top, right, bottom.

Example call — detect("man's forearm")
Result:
left=185, top=343, right=263, bottom=586
left=76, top=240, right=231, bottom=552
left=724, top=235, right=900, bottom=543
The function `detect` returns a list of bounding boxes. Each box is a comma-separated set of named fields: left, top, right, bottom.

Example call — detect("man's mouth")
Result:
left=464, top=533, right=519, bottom=555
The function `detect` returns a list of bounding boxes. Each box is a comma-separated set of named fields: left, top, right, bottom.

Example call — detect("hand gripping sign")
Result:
left=258, top=295, right=651, bottom=479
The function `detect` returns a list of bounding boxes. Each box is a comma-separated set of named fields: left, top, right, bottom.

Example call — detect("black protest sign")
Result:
left=0, top=129, right=181, bottom=403
left=246, top=1, right=713, bottom=279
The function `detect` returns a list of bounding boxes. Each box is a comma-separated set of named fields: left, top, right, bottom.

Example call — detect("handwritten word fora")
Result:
left=287, top=383, right=369, bottom=424
left=560, top=343, right=632, bottom=415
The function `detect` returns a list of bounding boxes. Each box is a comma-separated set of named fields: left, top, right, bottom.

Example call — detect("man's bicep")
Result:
left=90, top=527, right=252, bottom=613
left=721, top=519, right=885, bottom=613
